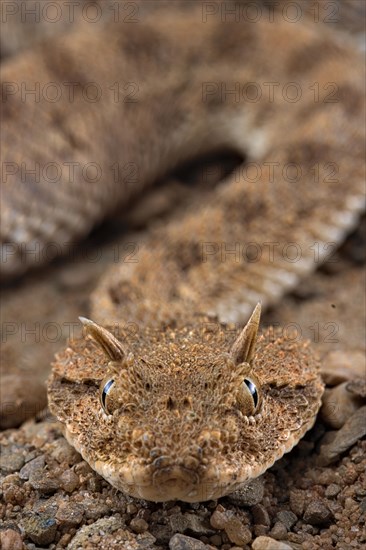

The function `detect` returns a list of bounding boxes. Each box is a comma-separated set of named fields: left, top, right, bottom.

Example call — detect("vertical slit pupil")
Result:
left=102, top=379, right=115, bottom=410
left=244, top=379, right=258, bottom=408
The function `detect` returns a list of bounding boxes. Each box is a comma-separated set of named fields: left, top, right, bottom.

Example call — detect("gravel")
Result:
left=169, top=533, right=214, bottom=549
left=318, top=406, right=366, bottom=465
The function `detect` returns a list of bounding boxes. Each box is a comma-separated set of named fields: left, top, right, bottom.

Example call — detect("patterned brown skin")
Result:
left=1, top=2, right=364, bottom=287
left=48, top=306, right=324, bottom=502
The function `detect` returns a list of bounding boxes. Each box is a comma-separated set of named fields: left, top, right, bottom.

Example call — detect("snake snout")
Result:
left=152, top=463, right=200, bottom=500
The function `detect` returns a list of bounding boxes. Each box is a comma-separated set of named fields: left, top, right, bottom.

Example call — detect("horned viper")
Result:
left=1, top=1, right=365, bottom=502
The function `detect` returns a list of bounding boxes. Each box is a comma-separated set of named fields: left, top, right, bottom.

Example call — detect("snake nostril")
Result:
left=166, top=396, right=175, bottom=410
left=182, top=455, right=200, bottom=470
left=183, top=397, right=192, bottom=408
left=188, top=445, right=203, bottom=459
left=153, top=455, right=172, bottom=469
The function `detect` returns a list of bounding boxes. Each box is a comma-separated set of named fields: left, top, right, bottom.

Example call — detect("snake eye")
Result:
left=100, top=378, right=116, bottom=415
left=244, top=378, right=258, bottom=409
left=237, top=373, right=261, bottom=416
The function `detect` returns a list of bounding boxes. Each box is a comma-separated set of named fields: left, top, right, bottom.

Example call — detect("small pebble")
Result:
left=127, top=503, right=138, bottom=514
left=22, top=514, right=57, bottom=546
left=19, top=456, right=45, bottom=480
left=303, top=501, right=333, bottom=526
left=169, top=512, right=214, bottom=536
left=0, top=450, right=25, bottom=473
left=320, top=382, right=364, bottom=429
left=49, top=438, right=81, bottom=465
left=66, top=517, right=125, bottom=549
left=289, top=490, right=306, bottom=517
left=325, top=483, right=341, bottom=498
left=270, top=521, right=288, bottom=540
left=55, top=502, right=84, bottom=526
left=252, top=535, right=293, bottom=549
left=210, top=506, right=251, bottom=545
left=86, top=474, right=102, bottom=492
left=225, top=518, right=251, bottom=546
left=275, top=510, right=297, bottom=530
left=74, top=461, right=93, bottom=476
left=169, top=533, right=213, bottom=549
left=129, top=517, right=149, bottom=534
left=209, top=534, right=222, bottom=546
left=59, top=469, right=80, bottom=492
left=254, top=524, right=270, bottom=537
left=58, top=533, right=74, bottom=547
left=81, top=496, right=111, bottom=520
left=0, top=529, right=24, bottom=550
left=359, top=498, right=366, bottom=513
left=210, top=506, right=226, bottom=530
left=252, top=503, right=271, bottom=527
left=227, top=477, right=264, bottom=506
left=317, top=469, right=338, bottom=485
left=2, top=481, right=25, bottom=505
left=318, top=406, right=366, bottom=465
left=28, top=470, right=60, bottom=494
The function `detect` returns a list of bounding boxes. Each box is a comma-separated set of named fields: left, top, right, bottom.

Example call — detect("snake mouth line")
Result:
left=151, top=464, right=201, bottom=501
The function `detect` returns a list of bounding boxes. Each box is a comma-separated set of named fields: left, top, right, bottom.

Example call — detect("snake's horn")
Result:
left=230, top=303, right=261, bottom=366
left=79, top=317, right=125, bottom=361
